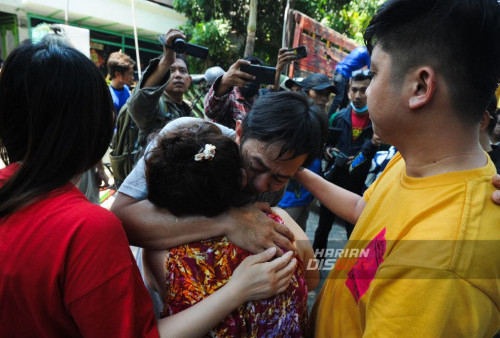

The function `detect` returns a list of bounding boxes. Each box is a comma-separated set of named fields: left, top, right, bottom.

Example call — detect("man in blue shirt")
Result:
left=329, top=46, right=370, bottom=117
left=107, top=51, right=136, bottom=117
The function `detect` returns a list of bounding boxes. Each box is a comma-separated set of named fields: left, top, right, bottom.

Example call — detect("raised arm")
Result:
left=128, top=29, right=184, bottom=132
left=273, top=48, right=296, bottom=91
left=204, top=59, right=255, bottom=123
left=215, top=59, right=254, bottom=97
left=294, top=168, right=366, bottom=225
left=143, top=29, right=184, bottom=89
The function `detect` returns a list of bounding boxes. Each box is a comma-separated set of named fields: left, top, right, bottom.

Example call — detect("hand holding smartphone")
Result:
left=288, top=46, right=307, bottom=60
left=239, top=64, right=277, bottom=85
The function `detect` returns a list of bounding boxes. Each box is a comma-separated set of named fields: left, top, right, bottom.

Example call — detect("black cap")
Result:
left=284, top=77, right=304, bottom=89
left=302, top=73, right=336, bottom=93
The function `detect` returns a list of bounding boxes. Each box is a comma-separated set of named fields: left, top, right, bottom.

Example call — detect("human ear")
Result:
left=480, top=111, right=490, bottom=132
left=240, top=168, right=248, bottom=187
left=408, top=66, right=436, bottom=110
left=234, top=120, right=243, bottom=145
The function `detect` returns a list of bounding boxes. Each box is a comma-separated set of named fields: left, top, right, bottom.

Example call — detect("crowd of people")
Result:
left=2, top=0, right=500, bottom=336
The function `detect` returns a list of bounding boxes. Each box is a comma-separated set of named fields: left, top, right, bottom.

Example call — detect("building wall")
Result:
left=0, top=0, right=187, bottom=54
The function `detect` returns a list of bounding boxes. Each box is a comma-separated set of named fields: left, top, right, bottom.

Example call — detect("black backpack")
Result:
left=109, top=104, right=142, bottom=188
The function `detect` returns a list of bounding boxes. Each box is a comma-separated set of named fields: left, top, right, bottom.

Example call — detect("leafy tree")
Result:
left=173, top=0, right=382, bottom=73
left=311, top=0, right=384, bottom=44
left=174, top=0, right=304, bottom=71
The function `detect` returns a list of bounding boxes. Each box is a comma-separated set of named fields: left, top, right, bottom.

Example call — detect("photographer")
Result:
left=314, top=69, right=376, bottom=252
left=127, top=29, right=195, bottom=149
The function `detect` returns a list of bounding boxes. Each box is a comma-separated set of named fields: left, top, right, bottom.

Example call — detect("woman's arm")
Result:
left=272, top=207, right=319, bottom=291
left=156, top=247, right=296, bottom=338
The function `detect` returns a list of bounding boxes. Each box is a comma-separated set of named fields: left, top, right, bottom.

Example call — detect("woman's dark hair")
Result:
left=145, top=122, right=251, bottom=217
left=240, top=91, right=328, bottom=168
left=0, top=40, right=114, bottom=218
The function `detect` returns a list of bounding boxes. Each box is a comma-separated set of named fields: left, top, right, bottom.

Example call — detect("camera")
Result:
left=323, top=149, right=349, bottom=181
left=331, top=149, right=350, bottom=168
left=157, top=35, right=209, bottom=59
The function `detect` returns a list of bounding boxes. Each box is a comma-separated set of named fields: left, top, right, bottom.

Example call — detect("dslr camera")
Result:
left=323, top=149, right=349, bottom=181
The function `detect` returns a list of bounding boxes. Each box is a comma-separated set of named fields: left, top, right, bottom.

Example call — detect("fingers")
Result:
left=242, top=247, right=277, bottom=266
left=236, top=71, right=256, bottom=82
left=273, top=257, right=297, bottom=292
left=277, top=47, right=288, bottom=55
left=274, top=221, right=295, bottom=242
left=492, top=175, right=500, bottom=205
left=254, top=202, right=272, bottom=213
left=324, top=146, right=333, bottom=160
left=278, top=54, right=296, bottom=63
left=233, top=59, right=251, bottom=68
left=493, top=174, right=500, bottom=188
left=266, top=250, right=294, bottom=271
left=275, top=255, right=297, bottom=277
left=223, top=59, right=255, bottom=87
left=276, top=50, right=296, bottom=70
left=164, top=29, right=186, bottom=46
left=277, top=48, right=295, bottom=59
left=264, top=216, right=295, bottom=256
left=224, top=204, right=293, bottom=256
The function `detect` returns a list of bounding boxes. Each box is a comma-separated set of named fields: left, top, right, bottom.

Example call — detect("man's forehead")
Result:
left=351, top=80, right=370, bottom=88
left=171, top=59, right=188, bottom=70
left=243, top=139, right=293, bottom=158
left=369, top=45, right=387, bottom=67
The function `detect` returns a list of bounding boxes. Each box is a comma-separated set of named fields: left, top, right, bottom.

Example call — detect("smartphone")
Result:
left=240, top=64, right=276, bottom=84
left=288, top=45, right=307, bottom=60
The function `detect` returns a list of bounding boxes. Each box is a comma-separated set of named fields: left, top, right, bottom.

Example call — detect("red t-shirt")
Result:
left=0, top=164, right=158, bottom=337
left=351, top=109, right=370, bottom=142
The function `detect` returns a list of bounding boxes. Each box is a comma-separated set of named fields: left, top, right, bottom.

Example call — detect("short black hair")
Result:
left=351, top=69, right=372, bottom=82
left=145, top=122, right=251, bottom=217
left=0, top=40, right=114, bottom=218
left=240, top=91, right=328, bottom=168
left=175, top=53, right=190, bottom=73
left=364, top=0, right=500, bottom=124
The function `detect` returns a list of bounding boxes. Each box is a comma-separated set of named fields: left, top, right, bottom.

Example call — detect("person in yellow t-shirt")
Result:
left=295, top=0, right=500, bottom=336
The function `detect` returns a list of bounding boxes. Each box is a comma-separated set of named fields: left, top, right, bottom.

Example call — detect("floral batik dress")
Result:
left=162, top=213, right=308, bottom=337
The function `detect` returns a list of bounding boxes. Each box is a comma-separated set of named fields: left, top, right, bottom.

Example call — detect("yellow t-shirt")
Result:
left=311, top=152, right=500, bottom=337
left=496, top=84, right=500, bottom=109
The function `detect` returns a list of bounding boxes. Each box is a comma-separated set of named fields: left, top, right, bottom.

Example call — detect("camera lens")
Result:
left=172, top=38, right=187, bottom=53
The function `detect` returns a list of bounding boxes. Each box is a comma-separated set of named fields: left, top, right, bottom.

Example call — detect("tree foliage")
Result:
left=316, top=0, right=384, bottom=44
left=173, top=0, right=382, bottom=73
